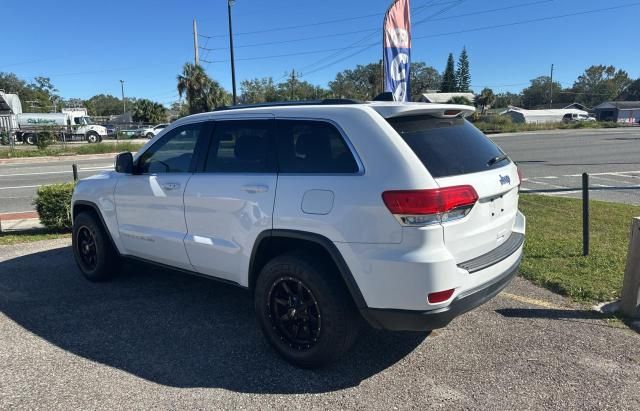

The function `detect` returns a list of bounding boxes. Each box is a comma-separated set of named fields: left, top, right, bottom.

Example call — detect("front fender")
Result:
left=71, top=171, right=124, bottom=253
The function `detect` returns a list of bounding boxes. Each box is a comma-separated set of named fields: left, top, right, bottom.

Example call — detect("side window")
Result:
left=276, top=120, right=359, bottom=173
left=204, top=120, right=275, bottom=173
left=137, top=123, right=202, bottom=173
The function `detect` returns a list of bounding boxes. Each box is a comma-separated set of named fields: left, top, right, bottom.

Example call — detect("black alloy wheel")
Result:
left=76, top=226, right=98, bottom=271
left=268, top=277, right=321, bottom=350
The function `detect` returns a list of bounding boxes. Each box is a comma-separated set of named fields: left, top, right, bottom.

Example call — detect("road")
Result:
left=493, top=127, right=640, bottom=204
left=1, top=128, right=640, bottom=214
left=0, top=157, right=113, bottom=214
left=1, top=238, right=639, bottom=409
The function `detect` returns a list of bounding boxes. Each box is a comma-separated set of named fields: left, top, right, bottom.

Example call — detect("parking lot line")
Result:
left=500, top=292, right=568, bottom=310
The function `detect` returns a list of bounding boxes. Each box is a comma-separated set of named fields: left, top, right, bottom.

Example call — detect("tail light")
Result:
left=382, top=185, right=478, bottom=226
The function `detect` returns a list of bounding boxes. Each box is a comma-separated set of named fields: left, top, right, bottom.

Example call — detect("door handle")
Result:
left=161, top=182, right=181, bottom=191
left=241, top=184, right=269, bottom=194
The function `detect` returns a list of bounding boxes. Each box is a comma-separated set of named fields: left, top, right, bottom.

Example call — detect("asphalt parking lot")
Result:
left=1, top=239, right=639, bottom=409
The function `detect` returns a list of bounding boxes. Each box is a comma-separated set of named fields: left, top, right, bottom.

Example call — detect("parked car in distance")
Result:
left=118, top=127, right=145, bottom=139
left=71, top=99, right=525, bottom=368
left=139, top=123, right=169, bottom=138
left=562, top=112, right=596, bottom=122
left=104, top=125, right=116, bottom=136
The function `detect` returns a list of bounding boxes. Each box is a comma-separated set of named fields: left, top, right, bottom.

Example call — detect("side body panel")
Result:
left=183, top=174, right=277, bottom=285
left=114, top=174, right=194, bottom=269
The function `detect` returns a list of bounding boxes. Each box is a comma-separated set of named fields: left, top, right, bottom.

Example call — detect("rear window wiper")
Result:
left=487, top=154, right=509, bottom=166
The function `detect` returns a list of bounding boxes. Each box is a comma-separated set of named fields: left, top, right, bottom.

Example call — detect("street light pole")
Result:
left=227, top=0, right=237, bottom=105
left=120, top=80, right=126, bottom=115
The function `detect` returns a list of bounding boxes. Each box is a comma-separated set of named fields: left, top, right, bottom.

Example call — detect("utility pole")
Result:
left=193, top=18, right=199, bottom=66
left=120, top=80, right=126, bottom=115
left=289, top=69, right=297, bottom=100
left=227, top=0, right=237, bottom=105
left=549, top=63, right=554, bottom=109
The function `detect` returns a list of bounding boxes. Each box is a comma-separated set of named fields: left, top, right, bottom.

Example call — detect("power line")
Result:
left=205, top=0, right=554, bottom=52
left=413, top=2, right=640, bottom=41
left=295, top=0, right=460, bottom=78
left=299, top=0, right=466, bottom=78
left=296, top=1, right=640, bottom=79
left=197, top=0, right=461, bottom=39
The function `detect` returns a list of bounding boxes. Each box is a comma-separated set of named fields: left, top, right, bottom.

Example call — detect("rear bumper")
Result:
left=359, top=256, right=521, bottom=331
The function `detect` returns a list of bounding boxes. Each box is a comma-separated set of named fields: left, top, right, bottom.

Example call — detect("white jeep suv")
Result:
left=71, top=100, right=525, bottom=368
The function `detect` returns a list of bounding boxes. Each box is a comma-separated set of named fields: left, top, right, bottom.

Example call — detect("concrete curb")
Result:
left=0, top=211, right=43, bottom=232
left=489, top=127, right=640, bottom=138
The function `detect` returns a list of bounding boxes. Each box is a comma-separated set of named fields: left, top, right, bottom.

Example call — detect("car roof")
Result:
left=172, top=100, right=475, bottom=126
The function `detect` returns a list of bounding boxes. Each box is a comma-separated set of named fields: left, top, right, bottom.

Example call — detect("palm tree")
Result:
left=132, top=99, right=167, bottom=123
left=475, top=88, right=496, bottom=114
left=177, top=63, right=229, bottom=114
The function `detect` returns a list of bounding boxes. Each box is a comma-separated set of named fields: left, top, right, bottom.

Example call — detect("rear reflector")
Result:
left=382, top=186, right=478, bottom=226
left=428, top=289, right=455, bottom=304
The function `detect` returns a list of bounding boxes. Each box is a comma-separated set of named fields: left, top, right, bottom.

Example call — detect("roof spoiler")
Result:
left=372, top=104, right=476, bottom=119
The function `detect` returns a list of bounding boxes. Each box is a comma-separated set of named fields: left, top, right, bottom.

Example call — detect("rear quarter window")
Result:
left=387, top=116, right=509, bottom=178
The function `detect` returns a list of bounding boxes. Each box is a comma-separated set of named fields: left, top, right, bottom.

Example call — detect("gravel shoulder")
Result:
left=1, top=239, right=639, bottom=409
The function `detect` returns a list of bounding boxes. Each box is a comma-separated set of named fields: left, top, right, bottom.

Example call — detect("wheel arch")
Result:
left=72, top=200, right=120, bottom=256
left=248, top=229, right=367, bottom=309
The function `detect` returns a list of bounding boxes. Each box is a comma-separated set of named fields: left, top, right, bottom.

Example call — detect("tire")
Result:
left=72, top=211, right=121, bottom=282
left=86, top=132, right=99, bottom=143
left=254, top=251, right=360, bottom=368
left=146, top=133, right=154, bottom=139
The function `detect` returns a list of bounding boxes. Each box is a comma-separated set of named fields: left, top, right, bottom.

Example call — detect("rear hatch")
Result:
left=386, top=114, right=520, bottom=263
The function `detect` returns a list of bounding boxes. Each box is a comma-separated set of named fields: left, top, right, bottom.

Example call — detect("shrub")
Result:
left=488, top=115, right=512, bottom=125
left=36, top=129, right=55, bottom=150
left=0, top=131, right=9, bottom=145
left=33, top=183, right=75, bottom=230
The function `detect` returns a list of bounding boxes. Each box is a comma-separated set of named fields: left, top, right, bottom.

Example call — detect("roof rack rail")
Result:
left=214, top=98, right=364, bottom=111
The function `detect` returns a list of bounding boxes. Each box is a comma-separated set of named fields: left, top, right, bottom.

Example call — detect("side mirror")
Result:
left=115, top=152, right=134, bottom=174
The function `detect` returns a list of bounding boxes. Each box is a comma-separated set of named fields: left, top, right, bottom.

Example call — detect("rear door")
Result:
left=387, top=115, right=520, bottom=263
left=183, top=118, right=277, bottom=285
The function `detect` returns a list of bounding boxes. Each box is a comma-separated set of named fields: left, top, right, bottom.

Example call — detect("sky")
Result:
left=1, top=0, right=639, bottom=106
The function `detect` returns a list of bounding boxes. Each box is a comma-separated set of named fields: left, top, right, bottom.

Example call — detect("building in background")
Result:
left=419, top=92, right=476, bottom=104
left=500, top=106, right=592, bottom=124
left=593, top=101, right=640, bottom=124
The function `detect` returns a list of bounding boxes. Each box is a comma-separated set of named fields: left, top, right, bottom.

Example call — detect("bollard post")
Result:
left=72, top=163, right=78, bottom=182
left=582, top=172, right=589, bottom=256
left=621, top=217, right=640, bottom=318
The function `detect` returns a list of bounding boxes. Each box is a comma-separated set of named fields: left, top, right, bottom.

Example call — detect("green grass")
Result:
left=519, top=194, right=640, bottom=302
left=0, top=141, right=144, bottom=159
left=475, top=120, right=620, bottom=134
left=0, top=230, right=70, bottom=245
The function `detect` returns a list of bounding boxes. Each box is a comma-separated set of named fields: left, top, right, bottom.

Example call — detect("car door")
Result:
left=114, top=121, right=208, bottom=270
left=183, top=118, right=277, bottom=285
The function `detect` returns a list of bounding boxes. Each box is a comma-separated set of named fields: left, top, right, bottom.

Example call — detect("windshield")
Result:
left=81, top=116, right=95, bottom=125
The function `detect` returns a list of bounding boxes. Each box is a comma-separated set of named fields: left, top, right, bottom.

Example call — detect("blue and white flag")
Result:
left=383, top=0, right=411, bottom=102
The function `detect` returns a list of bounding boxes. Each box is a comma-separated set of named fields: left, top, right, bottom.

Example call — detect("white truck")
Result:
left=0, top=91, right=107, bottom=144
left=16, top=108, right=107, bottom=144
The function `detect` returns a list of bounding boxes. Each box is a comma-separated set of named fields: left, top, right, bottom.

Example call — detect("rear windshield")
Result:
left=387, top=116, right=509, bottom=178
